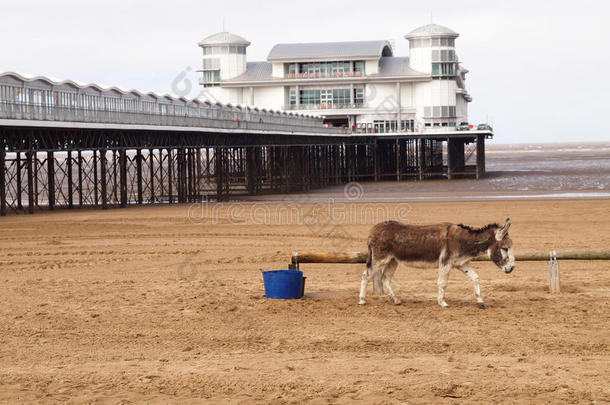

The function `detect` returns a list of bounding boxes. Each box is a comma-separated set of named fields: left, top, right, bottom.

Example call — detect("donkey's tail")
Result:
left=367, top=242, right=384, bottom=294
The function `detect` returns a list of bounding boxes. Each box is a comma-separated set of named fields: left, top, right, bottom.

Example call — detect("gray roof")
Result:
left=405, top=24, right=459, bottom=39
left=198, top=32, right=250, bottom=47
left=377, top=57, right=426, bottom=77
left=229, top=62, right=273, bottom=82
left=267, top=40, right=393, bottom=62
left=224, top=57, right=426, bottom=83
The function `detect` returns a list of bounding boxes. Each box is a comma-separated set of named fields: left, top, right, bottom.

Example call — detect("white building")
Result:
left=197, top=24, right=472, bottom=133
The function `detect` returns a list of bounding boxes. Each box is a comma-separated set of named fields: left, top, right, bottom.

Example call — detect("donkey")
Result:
left=359, top=218, right=514, bottom=308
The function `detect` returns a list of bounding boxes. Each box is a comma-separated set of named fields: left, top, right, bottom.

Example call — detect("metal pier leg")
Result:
left=476, top=135, right=486, bottom=179
left=47, top=151, right=55, bottom=210
left=167, top=148, right=173, bottom=204
left=119, top=149, right=127, bottom=207
left=395, top=138, right=401, bottom=181
left=93, top=150, right=99, bottom=206
left=196, top=148, right=202, bottom=200
left=16, top=152, right=22, bottom=210
left=0, top=148, right=6, bottom=217
left=417, top=138, right=424, bottom=181
left=77, top=150, right=83, bottom=207
left=446, top=138, right=453, bottom=180
left=100, top=149, right=108, bottom=209
left=26, top=150, right=34, bottom=214
left=67, top=150, right=74, bottom=208
left=149, top=148, right=155, bottom=203
left=136, top=148, right=143, bottom=205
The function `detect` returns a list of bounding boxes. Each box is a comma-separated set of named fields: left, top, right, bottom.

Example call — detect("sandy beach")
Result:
left=0, top=195, right=609, bottom=404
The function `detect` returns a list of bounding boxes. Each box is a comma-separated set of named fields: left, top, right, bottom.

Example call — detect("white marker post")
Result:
left=548, top=251, right=560, bottom=293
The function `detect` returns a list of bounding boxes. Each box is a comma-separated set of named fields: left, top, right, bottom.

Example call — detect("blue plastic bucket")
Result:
left=262, top=270, right=305, bottom=299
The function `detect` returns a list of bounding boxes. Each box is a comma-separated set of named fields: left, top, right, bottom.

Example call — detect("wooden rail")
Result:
left=290, top=250, right=610, bottom=265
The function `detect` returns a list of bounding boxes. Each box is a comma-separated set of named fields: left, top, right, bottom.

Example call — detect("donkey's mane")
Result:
left=457, top=223, right=499, bottom=234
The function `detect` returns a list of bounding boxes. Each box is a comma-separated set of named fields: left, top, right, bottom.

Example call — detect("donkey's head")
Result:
left=488, top=218, right=515, bottom=273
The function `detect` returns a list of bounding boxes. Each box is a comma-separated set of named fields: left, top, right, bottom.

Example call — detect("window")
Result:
left=203, top=58, right=220, bottom=70
left=354, top=87, right=364, bottom=105
left=424, top=105, right=456, bottom=118
left=432, top=63, right=456, bottom=76
left=289, top=90, right=296, bottom=105
left=203, top=70, right=220, bottom=83
left=332, top=88, right=350, bottom=105
left=432, top=50, right=456, bottom=62
left=299, top=89, right=321, bottom=105
left=353, top=61, right=364, bottom=74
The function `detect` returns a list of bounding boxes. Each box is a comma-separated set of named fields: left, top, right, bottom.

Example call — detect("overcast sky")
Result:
left=2, top=0, right=608, bottom=143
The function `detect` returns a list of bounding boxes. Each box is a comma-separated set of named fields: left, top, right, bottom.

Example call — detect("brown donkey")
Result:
left=360, top=218, right=514, bottom=308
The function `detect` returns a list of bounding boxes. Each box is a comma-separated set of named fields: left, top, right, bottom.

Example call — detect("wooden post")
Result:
left=100, top=149, right=108, bottom=209
left=26, top=150, right=34, bottom=214
left=47, top=151, right=55, bottom=210
left=67, top=150, right=74, bottom=208
left=0, top=148, right=6, bottom=216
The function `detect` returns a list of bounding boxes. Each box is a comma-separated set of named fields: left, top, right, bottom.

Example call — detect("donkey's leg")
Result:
left=359, top=257, right=388, bottom=305
left=437, top=263, right=452, bottom=308
left=359, top=267, right=374, bottom=305
left=381, top=259, right=401, bottom=305
left=458, top=264, right=486, bottom=308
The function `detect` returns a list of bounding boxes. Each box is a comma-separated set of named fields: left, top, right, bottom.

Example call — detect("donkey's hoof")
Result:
left=392, top=299, right=402, bottom=306
left=478, top=303, right=487, bottom=309
left=358, top=300, right=367, bottom=305
left=439, top=301, right=449, bottom=308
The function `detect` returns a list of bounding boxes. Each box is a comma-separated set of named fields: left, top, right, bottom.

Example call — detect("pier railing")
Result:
left=0, top=101, right=348, bottom=135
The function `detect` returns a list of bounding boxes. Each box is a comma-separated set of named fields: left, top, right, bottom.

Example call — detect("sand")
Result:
left=0, top=198, right=609, bottom=404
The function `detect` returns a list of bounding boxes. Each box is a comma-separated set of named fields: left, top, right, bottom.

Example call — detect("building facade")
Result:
left=198, top=24, right=472, bottom=133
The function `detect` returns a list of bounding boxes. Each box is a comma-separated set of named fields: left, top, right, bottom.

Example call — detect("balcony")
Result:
left=284, top=103, right=366, bottom=111
left=285, top=71, right=363, bottom=80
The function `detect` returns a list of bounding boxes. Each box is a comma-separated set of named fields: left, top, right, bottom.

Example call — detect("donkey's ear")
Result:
left=495, top=218, right=511, bottom=241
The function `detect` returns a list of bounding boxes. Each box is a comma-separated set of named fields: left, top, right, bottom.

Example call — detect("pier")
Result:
left=0, top=72, right=492, bottom=215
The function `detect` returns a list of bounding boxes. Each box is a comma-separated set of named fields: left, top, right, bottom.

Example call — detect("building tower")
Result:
left=198, top=32, right=250, bottom=103
left=405, top=24, right=467, bottom=127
